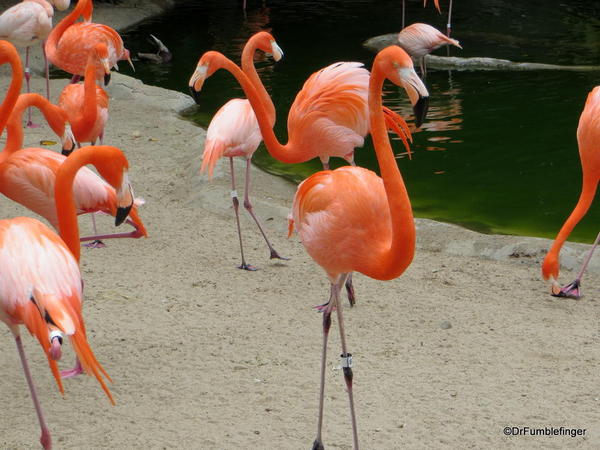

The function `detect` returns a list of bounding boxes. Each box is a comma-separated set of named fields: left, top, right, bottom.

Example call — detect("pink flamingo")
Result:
left=200, top=31, right=286, bottom=270
left=45, top=0, right=133, bottom=84
left=190, top=38, right=419, bottom=302
left=58, top=42, right=110, bottom=149
left=0, top=145, right=133, bottom=449
left=397, top=22, right=461, bottom=78
left=542, top=87, right=600, bottom=299
left=0, top=93, right=148, bottom=246
left=190, top=45, right=428, bottom=449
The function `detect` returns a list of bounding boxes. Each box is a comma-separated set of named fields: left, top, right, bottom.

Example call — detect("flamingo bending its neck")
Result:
left=0, top=93, right=147, bottom=247
left=0, top=146, right=132, bottom=449
left=59, top=42, right=110, bottom=150
left=45, top=0, right=133, bottom=83
left=542, top=86, right=600, bottom=299
left=198, top=31, right=286, bottom=270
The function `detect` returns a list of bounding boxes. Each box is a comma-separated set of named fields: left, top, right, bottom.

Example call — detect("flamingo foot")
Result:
left=40, top=427, right=51, bottom=450
left=552, top=279, right=581, bottom=299
left=84, top=239, right=107, bottom=248
left=313, top=302, right=336, bottom=313
left=61, top=359, right=83, bottom=379
left=312, top=439, right=325, bottom=450
left=238, top=263, right=258, bottom=271
left=269, top=249, right=290, bottom=260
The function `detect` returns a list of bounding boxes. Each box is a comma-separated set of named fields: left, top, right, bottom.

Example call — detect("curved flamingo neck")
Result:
left=241, top=39, right=276, bottom=126
left=0, top=43, right=23, bottom=137
left=363, top=62, right=415, bottom=280
left=45, top=0, right=90, bottom=64
left=217, top=55, right=303, bottom=163
left=545, top=174, right=598, bottom=276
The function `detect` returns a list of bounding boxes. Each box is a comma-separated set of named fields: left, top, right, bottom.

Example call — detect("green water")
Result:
left=114, top=0, right=600, bottom=242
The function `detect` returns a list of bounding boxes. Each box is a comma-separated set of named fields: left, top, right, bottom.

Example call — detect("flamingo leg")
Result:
left=70, top=74, right=81, bottom=84
left=15, top=335, right=52, bottom=450
left=25, top=47, right=40, bottom=128
left=230, top=157, right=256, bottom=271
left=42, top=40, right=50, bottom=100
left=401, top=0, right=405, bottom=29
left=83, top=213, right=107, bottom=248
left=345, top=272, right=356, bottom=306
left=554, top=231, right=600, bottom=299
left=447, top=0, right=453, bottom=37
left=312, top=283, right=336, bottom=450
left=61, top=358, right=83, bottom=378
left=243, top=158, right=288, bottom=261
left=334, top=273, right=359, bottom=450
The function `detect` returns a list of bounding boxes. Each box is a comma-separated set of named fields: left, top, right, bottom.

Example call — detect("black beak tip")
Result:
left=189, top=86, right=201, bottom=105
left=62, top=148, right=73, bottom=157
left=104, top=73, right=111, bottom=86
left=115, top=205, right=132, bottom=226
left=413, top=96, right=429, bottom=128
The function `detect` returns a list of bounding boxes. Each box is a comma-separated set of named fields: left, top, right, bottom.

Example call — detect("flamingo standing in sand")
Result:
left=0, top=0, right=69, bottom=126
left=542, top=86, right=600, bottom=299
left=199, top=31, right=286, bottom=270
left=59, top=42, right=110, bottom=149
left=0, top=146, right=132, bottom=449
left=45, top=0, right=133, bottom=84
left=397, top=22, right=461, bottom=78
left=190, top=39, right=419, bottom=302
left=0, top=93, right=147, bottom=246
left=189, top=45, right=428, bottom=449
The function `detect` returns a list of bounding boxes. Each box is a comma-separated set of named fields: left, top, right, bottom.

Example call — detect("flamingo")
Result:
left=45, top=0, right=133, bottom=84
left=189, top=46, right=428, bottom=449
left=0, top=146, right=131, bottom=449
left=59, top=42, right=110, bottom=150
left=190, top=40, right=422, bottom=302
left=397, top=22, right=461, bottom=78
left=542, top=87, right=600, bottom=299
left=0, top=93, right=148, bottom=246
left=200, top=31, right=286, bottom=270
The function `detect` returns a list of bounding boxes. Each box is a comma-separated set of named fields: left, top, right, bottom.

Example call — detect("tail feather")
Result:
left=70, top=330, right=114, bottom=405
left=200, top=139, right=227, bottom=179
left=382, top=106, right=413, bottom=159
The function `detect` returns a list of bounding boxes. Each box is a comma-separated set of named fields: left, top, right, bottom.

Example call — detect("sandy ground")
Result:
left=0, top=2, right=599, bottom=449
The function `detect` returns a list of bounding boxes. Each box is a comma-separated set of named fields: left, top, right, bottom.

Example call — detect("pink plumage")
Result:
left=0, top=0, right=53, bottom=48
left=397, top=22, right=461, bottom=58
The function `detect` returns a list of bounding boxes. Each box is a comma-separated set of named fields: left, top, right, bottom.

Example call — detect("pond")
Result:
left=114, top=0, right=600, bottom=242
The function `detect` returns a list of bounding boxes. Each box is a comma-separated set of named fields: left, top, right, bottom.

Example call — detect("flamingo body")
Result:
left=59, top=82, right=108, bottom=144
left=291, top=166, right=393, bottom=279
left=398, top=23, right=461, bottom=59
left=201, top=98, right=261, bottom=177
left=0, top=0, right=52, bottom=48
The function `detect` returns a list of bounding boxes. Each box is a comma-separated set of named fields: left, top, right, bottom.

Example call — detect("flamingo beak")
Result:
left=270, top=41, right=284, bottom=62
left=115, top=172, right=134, bottom=226
left=413, top=96, right=429, bottom=128
left=61, top=124, right=76, bottom=156
left=398, top=66, right=429, bottom=128
left=101, top=58, right=111, bottom=85
left=49, top=330, right=63, bottom=361
left=189, top=64, right=208, bottom=104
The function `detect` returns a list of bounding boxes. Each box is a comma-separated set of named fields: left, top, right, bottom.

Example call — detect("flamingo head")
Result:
left=51, top=0, right=70, bottom=11
left=188, top=52, right=223, bottom=103
left=541, top=251, right=564, bottom=295
left=39, top=102, right=74, bottom=154
left=375, top=46, right=429, bottom=127
left=122, top=48, right=135, bottom=72
left=115, top=171, right=134, bottom=226
left=251, top=31, right=284, bottom=62
left=61, top=123, right=76, bottom=156
left=49, top=329, right=63, bottom=361
left=93, top=43, right=111, bottom=85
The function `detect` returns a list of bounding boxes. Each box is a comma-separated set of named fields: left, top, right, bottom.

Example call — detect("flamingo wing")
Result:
left=59, top=83, right=109, bottom=144
left=288, top=62, right=369, bottom=162
left=201, top=98, right=261, bottom=178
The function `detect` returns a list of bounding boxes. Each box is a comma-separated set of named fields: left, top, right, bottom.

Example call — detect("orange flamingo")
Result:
left=190, top=45, right=428, bottom=450
left=0, top=146, right=131, bottom=449
left=45, top=0, right=133, bottom=83
left=190, top=41, right=421, bottom=301
left=542, top=87, right=600, bottom=299
left=398, top=22, right=461, bottom=78
left=0, top=93, right=147, bottom=246
left=59, top=42, right=110, bottom=149
left=200, top=31, right=286, bottom=270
